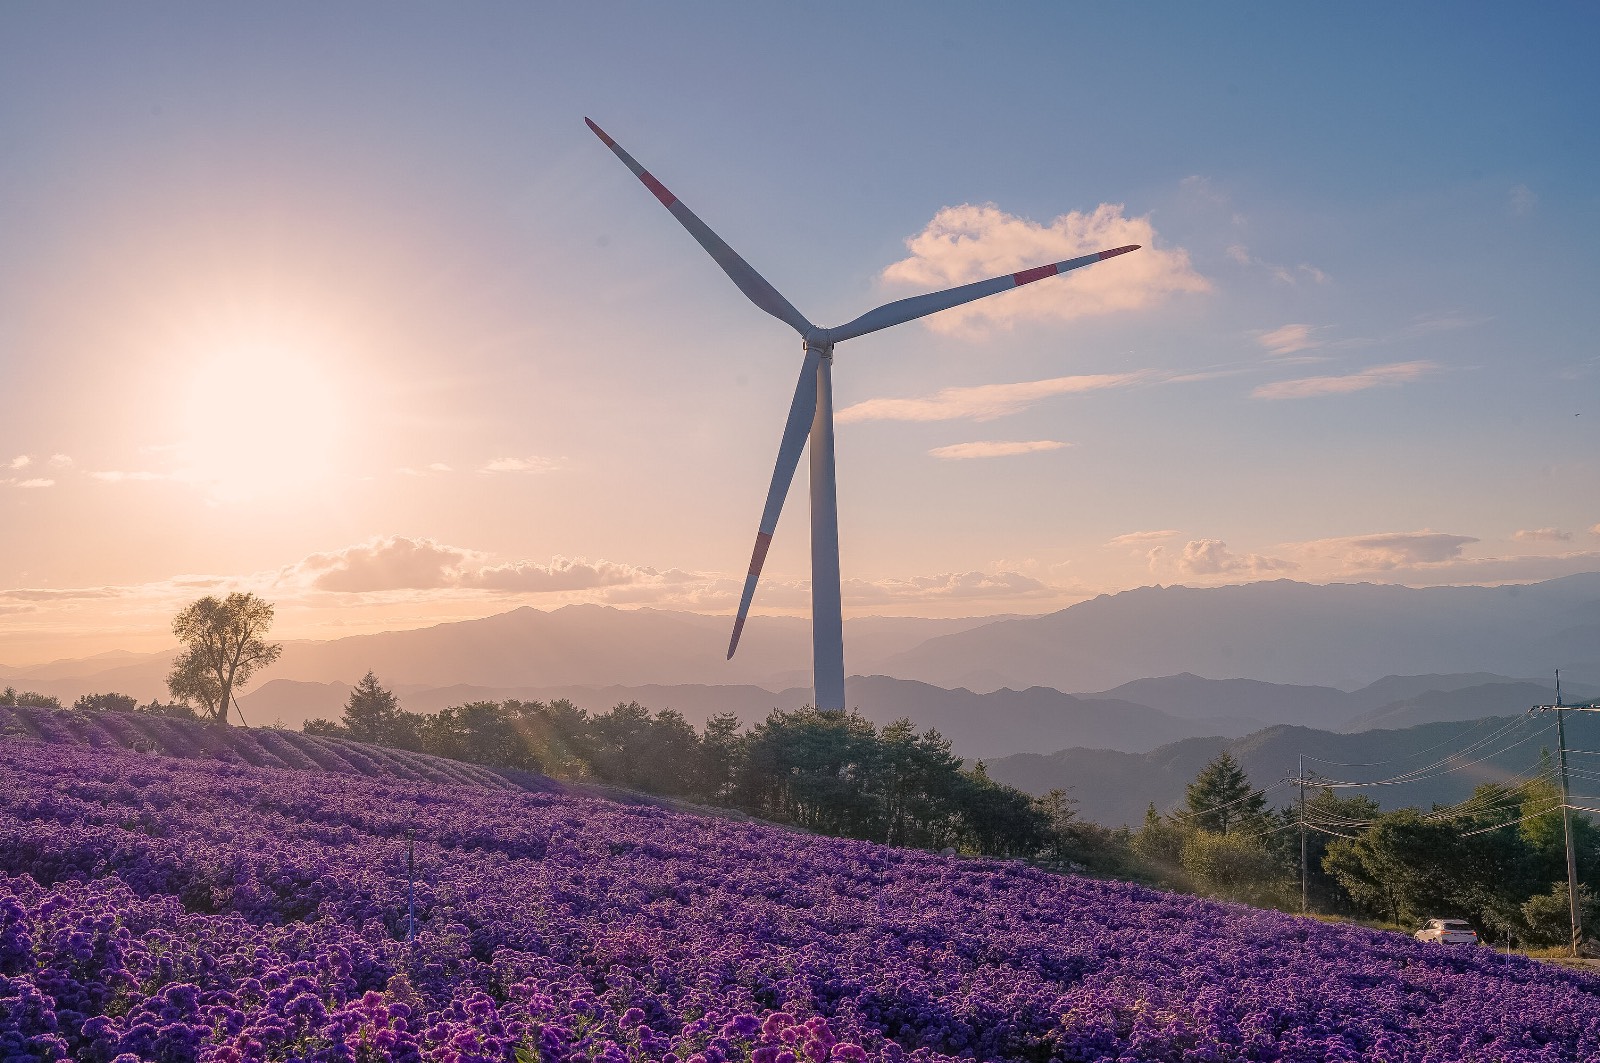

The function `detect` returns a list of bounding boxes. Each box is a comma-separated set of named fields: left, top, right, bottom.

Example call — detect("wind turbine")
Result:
left=587, top=118, right=1140, bottom=711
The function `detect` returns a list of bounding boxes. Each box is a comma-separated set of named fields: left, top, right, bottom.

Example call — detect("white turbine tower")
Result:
left=587, top=118, right=1140, bottom=712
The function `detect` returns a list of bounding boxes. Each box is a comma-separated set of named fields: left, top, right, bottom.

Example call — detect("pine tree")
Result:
left=1184, top=752, right=1267, bottom=834
left=342, top=672, right=401, bottom=745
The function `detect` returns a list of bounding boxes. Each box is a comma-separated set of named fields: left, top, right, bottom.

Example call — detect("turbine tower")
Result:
left=587, top=118, right=1139, bottom=711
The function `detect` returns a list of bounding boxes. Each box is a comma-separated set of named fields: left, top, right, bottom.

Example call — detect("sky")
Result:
left=2, top=3, right=1598, bottom=666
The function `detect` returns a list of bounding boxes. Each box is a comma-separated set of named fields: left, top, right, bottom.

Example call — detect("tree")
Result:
left=2, top=688, right=61, bottom=709
left=74, top=692, right=137, bottom=714
left=342, top=672, right=404, bottom=745
left=1184, top=752, right=1268, bottom=834
left=166, top=593, right=283, bottom=724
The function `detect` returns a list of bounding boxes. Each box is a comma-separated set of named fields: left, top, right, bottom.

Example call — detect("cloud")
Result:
left=929, top=440, right=1069, bottom=460
left=1513, top=528, right=1572, bottom=543
left=1295, top=530, right=1479, bottom=571
left=463, top=558, right=679, bottom=593
left=1226, top=245, right=1329, bottom=286
left=5, top=455, right=30, bottom=470
left=292, top=536, right=473, bottom=592
left=879, top=202, right=1208, bottom=335
left=843, top=570, right=1055, bottom=604
left=283, top=536, right=675, bottom=596
left=12, top=478, right=54, bottom=489
left=480, top=456, right=561, bottom=474
left=1258, top=323, right=1320, bottom=355
left=47, top=454, right=72, bottom=468
left=1510, top=184, right=1537, bottom=217
left=1152, top=539, right=1297, bottom=578
left=1252, top=360, right=1439, bottom=400
left=1592, top=523, right=1600, bottom=537
left=1107, top=529, right=1179, bottom=546
left=399, top=462, right=453, bottom=476
left=0, top=587, right=123, bottom=602
left=838, top=371, right=1151, bottom=424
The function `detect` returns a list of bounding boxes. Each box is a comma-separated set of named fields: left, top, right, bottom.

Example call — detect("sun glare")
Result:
left=177, top=341, right=344, bottom=500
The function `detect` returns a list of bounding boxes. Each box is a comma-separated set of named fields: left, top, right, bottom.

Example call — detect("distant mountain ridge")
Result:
left=883, top=574, right=1600, bottom=692
left=987, top=710, right=1600, bottom=828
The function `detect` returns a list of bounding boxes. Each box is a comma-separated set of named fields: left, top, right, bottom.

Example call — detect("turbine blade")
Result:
left=827, top=245, right=1140, bottom=343
left=586, top=118, right=813, bottom=336
left=728, top=347, right=822, bottom=659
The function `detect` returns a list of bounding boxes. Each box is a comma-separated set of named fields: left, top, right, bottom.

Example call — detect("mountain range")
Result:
left=3, top=573, right=1596, bottom=761
left=987, top=709, right=1600, bottom=828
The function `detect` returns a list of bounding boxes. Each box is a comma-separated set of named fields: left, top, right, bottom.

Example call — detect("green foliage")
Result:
left=1184, top=752, right=1268, bottom=834
left=1521, top=882, right=1600, bottom=947
left=1180, top=830, right=1287, bottom=905
left=298, top=695, right=1050, bottom=860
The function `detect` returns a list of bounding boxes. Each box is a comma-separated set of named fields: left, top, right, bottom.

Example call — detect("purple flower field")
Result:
left=2, top=740, right=1599, bottom=1062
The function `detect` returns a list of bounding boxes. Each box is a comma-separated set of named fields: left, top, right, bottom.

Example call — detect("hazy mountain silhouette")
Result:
left=987, top=710, right=1600, bottom=827
left=882, top=574, right=1600, bottom=692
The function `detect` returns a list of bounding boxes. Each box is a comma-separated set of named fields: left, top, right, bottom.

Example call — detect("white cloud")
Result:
left=929, top=440, right=1069, bottom=460
left=1513, top=528, right=1572, bottom=543
left=480, top=456, right=561, bottom=474
left=13, top=478, right=54, bottom=489
left=1252, top=361, right=1439, bottom=400
left=838, top=371, right=1151, bottom=424
left=1257, top=323, right=1320, bottom=355
left=880, top=202, right=1209, bottom=335
left=47, top=454, right=72, bottom=468
left=1510, top=184, right=1537, bottom=217
left=1107, top=529, right=1179, bottom=546
left=1152, top=539, right=1297, bottom=578
left=6, top=455, right=30, bottom=470
left=1592, top=523, right=1600, bottom=536
left=1294, top=530, right=1479, bottom=571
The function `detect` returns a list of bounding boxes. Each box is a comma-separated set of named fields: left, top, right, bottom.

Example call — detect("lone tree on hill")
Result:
left=166, top=592, right=282, bottom=725
left=1184, top=751, right=1268, bottom=834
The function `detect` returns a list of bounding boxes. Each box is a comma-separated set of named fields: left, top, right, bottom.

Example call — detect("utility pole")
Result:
left=406, top=828, right=416, bottom=947
left=1532, top=670, right=1583, bottom=958
left=1299, top=753, right=1308, bottom=914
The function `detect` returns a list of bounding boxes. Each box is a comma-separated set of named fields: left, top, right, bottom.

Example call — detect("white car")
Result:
left=1415, top=918, right=1479, bottom=945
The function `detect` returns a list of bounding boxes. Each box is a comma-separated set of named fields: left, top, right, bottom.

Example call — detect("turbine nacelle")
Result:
left=587, top=118, right=1142, bottom=710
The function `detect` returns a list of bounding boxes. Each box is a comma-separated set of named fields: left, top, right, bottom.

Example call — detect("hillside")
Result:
left=988, top=710, right=1600, bottom=827
left=0, top=702, right=524, bottom=791
left=4, top=737, right=1597, bottom=1061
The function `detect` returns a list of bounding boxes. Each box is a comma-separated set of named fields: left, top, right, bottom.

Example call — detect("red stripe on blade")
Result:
left=1098, top=244, right=1141, bottom=259
left=1012, top=263, right=1059, bottom=286
left=748, top=531, right=773, bottom=577
left=640, top=171, right=677, bottom=208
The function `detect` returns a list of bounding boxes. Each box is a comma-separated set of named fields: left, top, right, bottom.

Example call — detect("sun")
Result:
left=177, top=340, right=345, bottom=501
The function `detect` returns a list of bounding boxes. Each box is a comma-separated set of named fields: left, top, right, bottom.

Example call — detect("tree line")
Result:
left=1121, top=749, right=1599, bottom=949
left=303, top=673, right=1123, bottom=862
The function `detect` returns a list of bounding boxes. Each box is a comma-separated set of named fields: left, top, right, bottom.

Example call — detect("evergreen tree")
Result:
left=1184, top=752, right=1268, bottom=834
left=342, top=672, right=402, bottom=745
